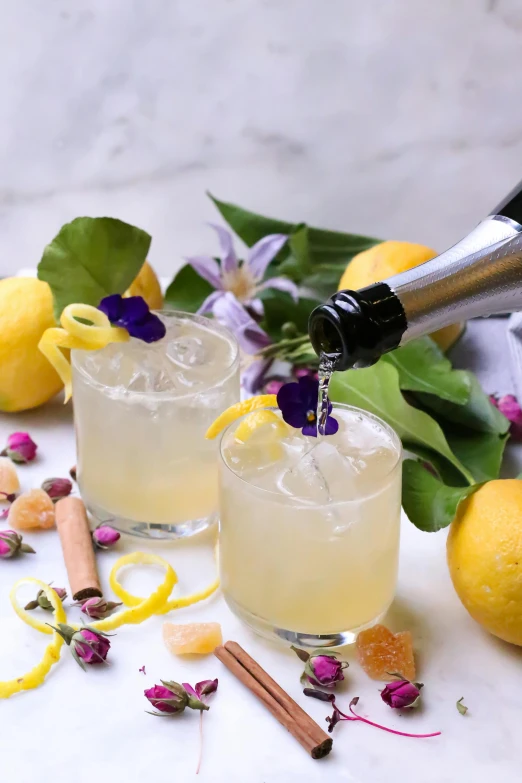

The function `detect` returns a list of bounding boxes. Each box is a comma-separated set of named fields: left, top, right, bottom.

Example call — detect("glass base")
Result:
left=86, top=500, right=217, bottom=540
left=224, top=594, right=389, bottom=649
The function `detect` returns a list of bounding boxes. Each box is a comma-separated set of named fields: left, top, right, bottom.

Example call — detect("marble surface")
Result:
left=2, top=0, right=522, bottom=279
left=1, top=318, right=522, bottom=783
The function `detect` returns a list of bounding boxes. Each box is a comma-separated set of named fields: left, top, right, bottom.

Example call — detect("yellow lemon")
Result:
left=338, top=240, right=464, bottom=351
left=447, top=480, right=522, bottom=646
left=0, top=277, right=64, bottom=412
left=126, top=260, right=163, bottom=310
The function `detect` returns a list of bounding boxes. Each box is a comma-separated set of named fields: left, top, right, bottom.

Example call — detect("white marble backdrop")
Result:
left=1, top=0, right=522, bottom=278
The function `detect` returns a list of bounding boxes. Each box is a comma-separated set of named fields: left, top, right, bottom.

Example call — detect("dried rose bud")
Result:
left=264, top=380, right=285, bottom=395
left=292, top=646, right=348, bottom=688
left=381, top=675, right=423, bottom=709
left=490, top=394, right=522, bottom=440
left=0, top=530, right=35, bottom=558
left=183, top=678, right=218, bottom=703
left=294, top=367, right=319, bottom=381
left=25, top=586, right=67, bottom=611
left=50, top=623, right=112, bottom=669
left=144, top=680, right=209, bottom=716
left=2, top=432, right=38, bottom=464
left=92, top=525, right=121, bottom=550
left=41, top=477, right=73, bottom=502
left=76, top=596, right=122, bottom=619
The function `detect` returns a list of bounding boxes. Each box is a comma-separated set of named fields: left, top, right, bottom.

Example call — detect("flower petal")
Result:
left=257, top=276, right=299, bottom=302
left=209, top=223, right=238, bottom=275
left=98, top=294, right=124, bottom=322
left=212, top=292, right=271, bottom=354
left=182, top=682, right=198, bottom=699
left=126, top=313, right=167, bottom=343
left=186, top=255, right=222, bottom=289
left=197, top=290, right=225, bottom=315
left=302, top=421, right=318, bottom=437
left=323, top=415, right=339, bottom=436
left=247, top=234, right=288, bottom=280
left=242, top=357, right=273, bottom=394
left=298, top=375, right=320, bottom=410
left=119, top=296, right=150, bottom=323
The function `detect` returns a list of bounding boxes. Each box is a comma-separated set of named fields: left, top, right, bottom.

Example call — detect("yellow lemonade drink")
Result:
left=219, top=404, right=402, bottom=646
left=72, top=311, right=239, bottom=538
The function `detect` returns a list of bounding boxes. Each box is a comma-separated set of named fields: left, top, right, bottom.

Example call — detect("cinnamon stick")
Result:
left=214, top=642, right=332, bottom=759
left=55, top=497, right=102, bottom=601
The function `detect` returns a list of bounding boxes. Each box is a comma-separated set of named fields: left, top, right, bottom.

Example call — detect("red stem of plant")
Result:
left=196, top=711, right=204, bottom=775
left=345, top=702, right=441, bottom=739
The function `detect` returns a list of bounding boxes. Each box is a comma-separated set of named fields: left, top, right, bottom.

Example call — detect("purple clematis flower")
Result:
left=98, top=294, right=166, bottom=343
left=212, top=292, right=274, bottom=394
left=186, top=224, right=297, bottom=315
left=277, top=376, right=338, bottom=437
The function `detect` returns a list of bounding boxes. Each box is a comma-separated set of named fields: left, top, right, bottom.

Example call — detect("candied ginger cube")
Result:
left=9, top=489, right=55, bottom=530
left=356, top=624, right=416, bottom=681
left=163, top=622, right=222, bottom=655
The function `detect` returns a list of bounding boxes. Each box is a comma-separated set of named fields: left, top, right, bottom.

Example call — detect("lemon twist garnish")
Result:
left=0, top=579, right=67, bottom=698
left=205, top=394, right=278, bottom=440
left=3, top=550, right=219, bottom=698
left=38, top=303, right=129, bottom=403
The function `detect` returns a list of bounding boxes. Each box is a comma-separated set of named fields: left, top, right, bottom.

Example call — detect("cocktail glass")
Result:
left=218, top=403, right=402, bottom=647
left=72, top=310, right=240, bottom=539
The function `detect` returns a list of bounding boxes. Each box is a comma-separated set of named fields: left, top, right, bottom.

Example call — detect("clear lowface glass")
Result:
left=218, top=403, right=402, bottom=648
left=72, top=310, right=240, bottom=539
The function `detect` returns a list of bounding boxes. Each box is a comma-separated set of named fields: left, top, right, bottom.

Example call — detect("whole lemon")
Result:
left=126, top=260, right=163, bottom=310
left=447, top=480, right=522, bottom=646
left=0, top=277, right=63, bottom=412
left=338, top=240, right=464, bottom=351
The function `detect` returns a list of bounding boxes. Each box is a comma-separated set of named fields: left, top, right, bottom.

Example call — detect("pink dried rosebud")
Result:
left=294, top=367, right=319, bottom=381
left=490, top=394, right=522, bottom=440
left=41, top=477, right=73, bottom=502
left=2, top=432, right=37, bottom=464
left=25, top=586, right=67, bottom=611
left=76, top=596, right=122, bottom=619
left=264, top=379, right=285, bottom=395
left=145, top=682, right=189, bottom=715
left=0, top=529, right=35, bottom=558
left=291, top=646, right=348, bottom=688
left=92, top=525, right=121, bottom=550
left=51, top=623, right=112, bottom=669
left=381, top=675, right=423, bottom=709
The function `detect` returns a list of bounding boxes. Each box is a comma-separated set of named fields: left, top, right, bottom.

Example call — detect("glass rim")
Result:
left=218, top=401, right=403, bottom=504
left=71, top=308, right=240, bottom=400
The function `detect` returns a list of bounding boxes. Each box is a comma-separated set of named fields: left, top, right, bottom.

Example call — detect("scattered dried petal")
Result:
left=456, top=697, right=468, bottom=716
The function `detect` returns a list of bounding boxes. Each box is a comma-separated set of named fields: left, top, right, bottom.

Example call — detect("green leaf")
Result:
left=456, top=698, right=468, bottom=716
left=383, top=337, right=470, bottom=404
left=402, top=460, right=482, bottom=532
left=164, top=264, right=214, bottom=313
left=209, top=194, right=381, bottom=290
left=259, top=290, right=319, bottom=343
left=402, top=443, right=468, bottom=486
left=329, top=361, right=475, bottom=484
left=277, top=224, right=313, bottom=280
left=444, top=430, right=508, bottom=483
left=417, top=373, right=509, bottom=435
left=37, top=217, right=151, bottom=320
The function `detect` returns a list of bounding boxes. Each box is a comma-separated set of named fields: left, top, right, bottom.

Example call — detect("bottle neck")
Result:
left=309, top=214, right=522, bottom=371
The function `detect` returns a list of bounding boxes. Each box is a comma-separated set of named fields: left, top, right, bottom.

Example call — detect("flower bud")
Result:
left=41, top=477, right=73, bottom=502
left=490, top=393, right=522, bottom=440
left=145, top=682, right=189, bottom=715
left=25, top=586, right=67, bottom=611
left=0, top=530, right=35, bottom=558
left=381, top=675, right=423, bottom=709
left=292, top=646, right=348, bottom=688
left=51, top=623, right=112, bottom=669
left=92, top=525, right=121, bottom=549
left=2, top=432, right=37, bottom=463
left=76, top=596, right=122, bottom=619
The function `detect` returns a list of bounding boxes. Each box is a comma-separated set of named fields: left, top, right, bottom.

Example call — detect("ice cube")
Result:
left=167, top=335, right=207, bottom=368
left=279, top=441, right=360, bottom=503
left=279, top=443, right=332, bottom=503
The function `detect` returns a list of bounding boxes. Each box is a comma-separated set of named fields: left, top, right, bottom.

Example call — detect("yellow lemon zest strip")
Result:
left=234, top=409, right=288, bottom=444
left=205, top=394, right=278, bottom=440
left=1, top=579, right=67, bottom=698
left=38, top=303, right=129, bottom=403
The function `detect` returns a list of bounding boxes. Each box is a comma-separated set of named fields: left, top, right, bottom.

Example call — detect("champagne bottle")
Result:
left=309, top=180, right=522, bottom=370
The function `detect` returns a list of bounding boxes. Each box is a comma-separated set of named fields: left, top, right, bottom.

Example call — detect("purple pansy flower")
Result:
left=98, top=294, right=166, bottom=343
left=277, top=376, right=338, bottom=437
left=212, top=292, right=275, bottom=394
left=186, top=224, right=297, bottom=316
